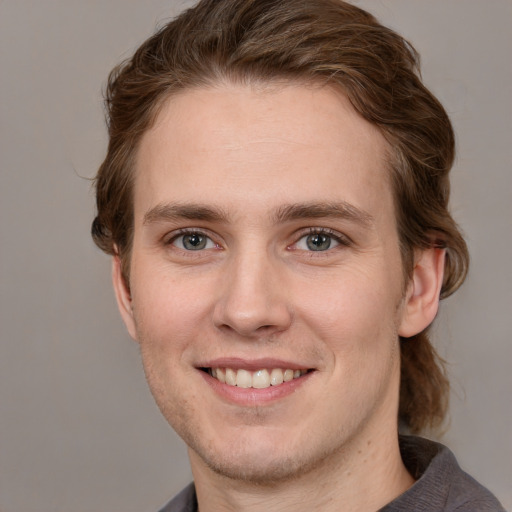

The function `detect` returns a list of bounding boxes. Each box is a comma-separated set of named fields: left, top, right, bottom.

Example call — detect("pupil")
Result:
left=307, top=233, right=331, bottom=251
left=184, top=233, right=206, bottom=250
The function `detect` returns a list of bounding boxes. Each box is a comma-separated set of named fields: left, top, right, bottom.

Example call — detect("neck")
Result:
left=190, top=429, right=414, bottom=512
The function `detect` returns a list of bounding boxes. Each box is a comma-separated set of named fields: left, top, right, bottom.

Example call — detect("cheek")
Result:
left=130, top=270, right=204, bottom=402
left=294, top=265, right=403, bottom=378
left=130, top=264, right=214, bottom=355
left=298, top=266, right=401, bottom=335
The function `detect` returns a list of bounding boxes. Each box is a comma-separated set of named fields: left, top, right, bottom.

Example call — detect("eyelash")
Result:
left=165, top=229, right=220, bottom=251
left=291, top=228, right=352, bottom=253
left=164, top=227, right=351, bottom=254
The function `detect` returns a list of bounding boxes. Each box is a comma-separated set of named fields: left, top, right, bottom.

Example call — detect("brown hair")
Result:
left=92, top=0, right=469, bottom=433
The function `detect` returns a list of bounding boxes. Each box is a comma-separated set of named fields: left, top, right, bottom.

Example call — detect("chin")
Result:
left=188, top=431, right=341, bottom=485
left=203, top=452, right=316, bottom=485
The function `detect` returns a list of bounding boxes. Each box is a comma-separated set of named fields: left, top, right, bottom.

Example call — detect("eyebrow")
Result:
left=143, top=203, right=229, bottom=225
left=142, top=201, right=374, bottom=228
left=272, top=201, right=374, bottom=227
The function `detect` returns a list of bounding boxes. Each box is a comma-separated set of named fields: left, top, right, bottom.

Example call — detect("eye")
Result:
left=171, top=231, right=217, bottom=251
left=294, top=229, right=348, bottom=252
left=297, top=232, right=338, bottom=251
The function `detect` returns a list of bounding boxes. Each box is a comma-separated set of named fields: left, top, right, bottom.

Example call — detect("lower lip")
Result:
left=199, top=370, right=313, bottom=406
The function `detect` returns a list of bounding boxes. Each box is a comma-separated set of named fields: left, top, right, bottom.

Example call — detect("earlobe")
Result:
left=112, top=255, right=138, bottom=341
left=398, top=248, right=446, bottom=338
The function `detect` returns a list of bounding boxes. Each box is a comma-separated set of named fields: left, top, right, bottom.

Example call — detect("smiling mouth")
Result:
left=203, top=367, right=310, bottom=389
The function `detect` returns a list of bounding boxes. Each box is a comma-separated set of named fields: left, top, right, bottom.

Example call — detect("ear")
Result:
left=112, top=255, right=138, bottom=341
left=398, top=248, right=445, bottom=338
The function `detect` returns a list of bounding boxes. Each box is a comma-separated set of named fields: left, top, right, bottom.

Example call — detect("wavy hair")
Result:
left=92, top=0, right=469, bottom=433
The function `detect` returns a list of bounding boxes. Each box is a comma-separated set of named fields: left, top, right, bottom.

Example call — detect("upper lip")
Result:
left=196, top=357, right=313, bottom=371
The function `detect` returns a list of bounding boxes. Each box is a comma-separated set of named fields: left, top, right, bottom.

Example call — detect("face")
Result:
left=115, top=82, right=429, bottom=483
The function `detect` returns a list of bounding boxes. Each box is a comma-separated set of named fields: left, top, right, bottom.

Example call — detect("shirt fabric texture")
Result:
left=158, top=436, right=505, bottom=512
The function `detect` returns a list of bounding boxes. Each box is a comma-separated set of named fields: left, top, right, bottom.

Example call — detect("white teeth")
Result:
left=216, top=367, right=226, bottom=384
left=270, top=368, right=284, bottom=386
left=252, top=369, right=270, bottom=389
left=236, top=369, right=252, bottom=388
left=283, top=369, right=294, bottom=382
left=225, top=368, right=237, bottom=386
left=208, top=367, right=307, bottom=389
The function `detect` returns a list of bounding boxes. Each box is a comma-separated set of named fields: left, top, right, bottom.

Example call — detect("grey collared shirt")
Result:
left=158, top=436, right=505, bottom=512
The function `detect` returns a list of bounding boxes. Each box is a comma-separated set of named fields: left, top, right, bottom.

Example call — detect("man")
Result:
left=91, top=0, right=505, bottom=510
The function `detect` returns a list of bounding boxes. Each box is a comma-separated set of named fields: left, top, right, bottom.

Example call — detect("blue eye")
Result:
left=172, top=232, right=216, bottom=251
left=295, top=231, right=341, bottom=252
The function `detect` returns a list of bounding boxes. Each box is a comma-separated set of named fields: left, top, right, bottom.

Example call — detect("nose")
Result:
left=212, top=249, right=292, bottom=338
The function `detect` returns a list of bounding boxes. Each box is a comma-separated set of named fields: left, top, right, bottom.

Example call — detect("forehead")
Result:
left=133, top=82, right=393, bottom=223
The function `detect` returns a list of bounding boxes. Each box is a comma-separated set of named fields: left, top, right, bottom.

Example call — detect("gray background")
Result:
left=1, top=1, right=511, bottom=510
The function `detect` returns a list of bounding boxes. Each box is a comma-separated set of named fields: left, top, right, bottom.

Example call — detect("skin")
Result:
left=113, top=82, right=445, bottom=511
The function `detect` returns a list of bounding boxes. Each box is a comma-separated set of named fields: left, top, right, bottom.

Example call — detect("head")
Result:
left=92, top=0, right=468, bottom=438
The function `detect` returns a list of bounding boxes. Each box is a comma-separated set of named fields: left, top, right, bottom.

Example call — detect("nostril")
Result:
left=212, top=281, right=293, bottom=337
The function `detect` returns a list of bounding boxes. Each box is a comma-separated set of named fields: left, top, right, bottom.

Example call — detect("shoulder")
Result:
left=380, top=436, right=506, bottom=512
left=158, top=483, right=197, bottom=512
